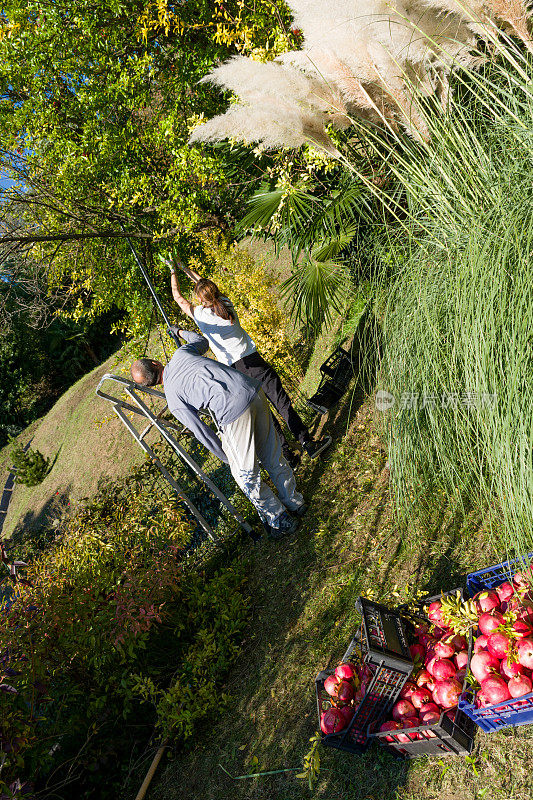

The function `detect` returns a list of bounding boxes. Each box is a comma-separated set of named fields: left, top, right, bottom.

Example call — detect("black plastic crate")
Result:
left=370, top=705, right=475, bottom=758
left=356, top=597, right=413, bottom=671
left=307, top=346, right=355, bottom=414
left=316, top=601, right=413, bottom=754
left=320, top=346, right=354, bottom=386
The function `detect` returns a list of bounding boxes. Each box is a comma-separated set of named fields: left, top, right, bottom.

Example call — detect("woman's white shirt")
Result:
left=193, top=298, right=256, bottom=366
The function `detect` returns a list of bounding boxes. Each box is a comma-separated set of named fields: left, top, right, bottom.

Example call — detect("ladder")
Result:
left=95, top=374, right=255, bottom=542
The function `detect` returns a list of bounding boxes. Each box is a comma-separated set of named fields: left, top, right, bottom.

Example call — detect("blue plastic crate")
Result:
left=459, top=553, right=533, bottom=733
left=458, top=690, right=533, bottom=733
left=466, top=552, right=533, bottom=596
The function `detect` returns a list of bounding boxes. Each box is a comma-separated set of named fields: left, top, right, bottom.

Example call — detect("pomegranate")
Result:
left=401, top=716, right=420, bottom=729
left=445, top=634, right=467, bottom=651
left=392, top=699, right=416, bottom=720
left=513, top=619, right=533, bottom=639
left=409, top=643, right=425, bottom=662
left=432, top=678, right=462, bottom=708
left=508, top=674, right=533, bottom=698
left=455, top=651, right=468, bottom=670
left=474, top=635, right=488, bottom=653
left=320, top=707, right=345, bottom=734
left=455, top=669, right=466, bottom=684
left=416, top=669, right=432, bottom=687
left=420, top=634, right=436, bottom=649
left=432, top=659, right=456, bottom=681
left=496, top=582, right=515, bottom=602
left=432, top=626, right=448, bottom=639
left=426, top=656, right=438, bottom=676
left=336, top=681, right=354, bottom=703
left=475, top=590, right=500, bottom=613
left=335, top=662, right=357, bottom=681
left=513, top=568, right=533, bottom=588
left=411, top=688, right=433, bottom=709
left=476, top=691, right=492, bottom=708
left=324, top=675, right=339, bottom=696
left=481, top=675, right=511, bottom=705
left=419, top=702, right=439, bottom=715
left=434, top=641, right=455, bottom=659
left=470, top=650, right=501, bottom=682
left=339, top=705, right=355, bottom=726
left=427, top=601, right=443, bottom=625
left=500, top=656, right=526, bottom=680
left=399, top=682, right=417, bottom=701
left=380, top=720, right=401, bottom=732
left=379, top=719, right=402, bottom=742
left=478, top=610, right=505, bottom=636
left=517, top=637, right=533, bottom=669
left=420, top=710, right=440, bottom=725
left=486, top=631, right=512, bottom=659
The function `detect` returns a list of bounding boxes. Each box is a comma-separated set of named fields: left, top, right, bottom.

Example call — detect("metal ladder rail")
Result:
left=96, top=374, right=254, bottom=537
left=113, top=405, right=217, bottom=542
left=124, top=386, right=254, bottom=536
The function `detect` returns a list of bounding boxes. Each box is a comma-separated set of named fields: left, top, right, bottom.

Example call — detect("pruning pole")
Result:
left=119, top=223, right=180, bottom=347
left=135, top=741, right=168, bottom=800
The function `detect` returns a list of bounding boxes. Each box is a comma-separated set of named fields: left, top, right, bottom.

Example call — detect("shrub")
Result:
left=10, top=442, right=50, bottom=486
left=0, top=461, right=249, bottom=798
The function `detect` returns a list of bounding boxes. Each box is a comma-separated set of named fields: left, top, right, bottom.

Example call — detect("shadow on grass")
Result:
left=10, top=485, right=72, bottom=551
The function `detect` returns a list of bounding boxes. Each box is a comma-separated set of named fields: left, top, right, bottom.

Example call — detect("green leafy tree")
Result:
left=0, top=1, right=297, bottom=336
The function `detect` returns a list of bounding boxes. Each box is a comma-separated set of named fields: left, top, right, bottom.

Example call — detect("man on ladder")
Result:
left=131, top=329, right=307, bottom=540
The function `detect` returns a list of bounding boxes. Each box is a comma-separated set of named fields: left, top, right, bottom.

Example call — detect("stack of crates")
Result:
left=315, top=598, right=413, bottom=754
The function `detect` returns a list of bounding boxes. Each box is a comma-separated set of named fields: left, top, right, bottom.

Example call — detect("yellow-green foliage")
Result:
left=189, top=233, right=303, bottom=385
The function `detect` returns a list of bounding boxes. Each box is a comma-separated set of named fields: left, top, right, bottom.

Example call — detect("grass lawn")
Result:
left=150, top=388, right=533, bottom=800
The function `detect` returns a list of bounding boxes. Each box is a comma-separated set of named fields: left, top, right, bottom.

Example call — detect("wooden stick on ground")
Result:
left=135, top=742, right=167, bottom=800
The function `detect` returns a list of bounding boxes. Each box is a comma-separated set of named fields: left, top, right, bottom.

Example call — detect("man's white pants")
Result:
left=220, top=390, right=304, bottom=526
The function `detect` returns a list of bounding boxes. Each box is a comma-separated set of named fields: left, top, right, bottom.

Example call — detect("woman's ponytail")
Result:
left=195, top=278, right=235, bottom=322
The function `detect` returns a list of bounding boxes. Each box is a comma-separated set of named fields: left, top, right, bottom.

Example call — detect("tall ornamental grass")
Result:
left=370, top=46, right=533, bottom=558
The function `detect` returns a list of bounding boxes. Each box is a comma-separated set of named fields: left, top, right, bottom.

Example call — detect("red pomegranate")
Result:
left=432, top=659, right=456, bottom=681
left=500, top=656, right=527, bottom=680
left=339, top=704, right=355, bottom=726
left=416, top=669, right=432, bottom=687
left=409, top=643, right=425, bottom=661
left=474, top=634, right=488, bottom=653
left=320, top=708, right=345, bottom=734
left=517, top=637, right=533, bottom=669
left=335, top=662, right=357, bottom=681
left=392, top=699, right=416, bottom=721
left=508, top=674, right=533, bottom=698
left=324, top=675, right=339, bottom=696
left=399, top=682, right=418, bottom=701
left=336, top=681, right=354, bottom=703
left=432, top=678, right=462, bottom=709
left=475, top=590, right=500, bottom=613
left=455, top=651, right=468, bottom=670
left=478, top=611, right=505, bottom=636
left=434, top=641, right=455, bottom=659
left=480, top=675, right=511, bottom=705
left=411, top=688, right=433, bottom=709
left=419, top=702, right=439, bottom=715
left=496, top=582, right=515, bottom=602
left=470, top=651, right=500, bottom=682
left=486, top=631, right=512, bottom=659
left=427, top=601, right=444, bottom=625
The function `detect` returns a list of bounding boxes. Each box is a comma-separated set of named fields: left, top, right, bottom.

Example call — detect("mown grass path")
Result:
left=150, top=390, right=533, bottom=800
